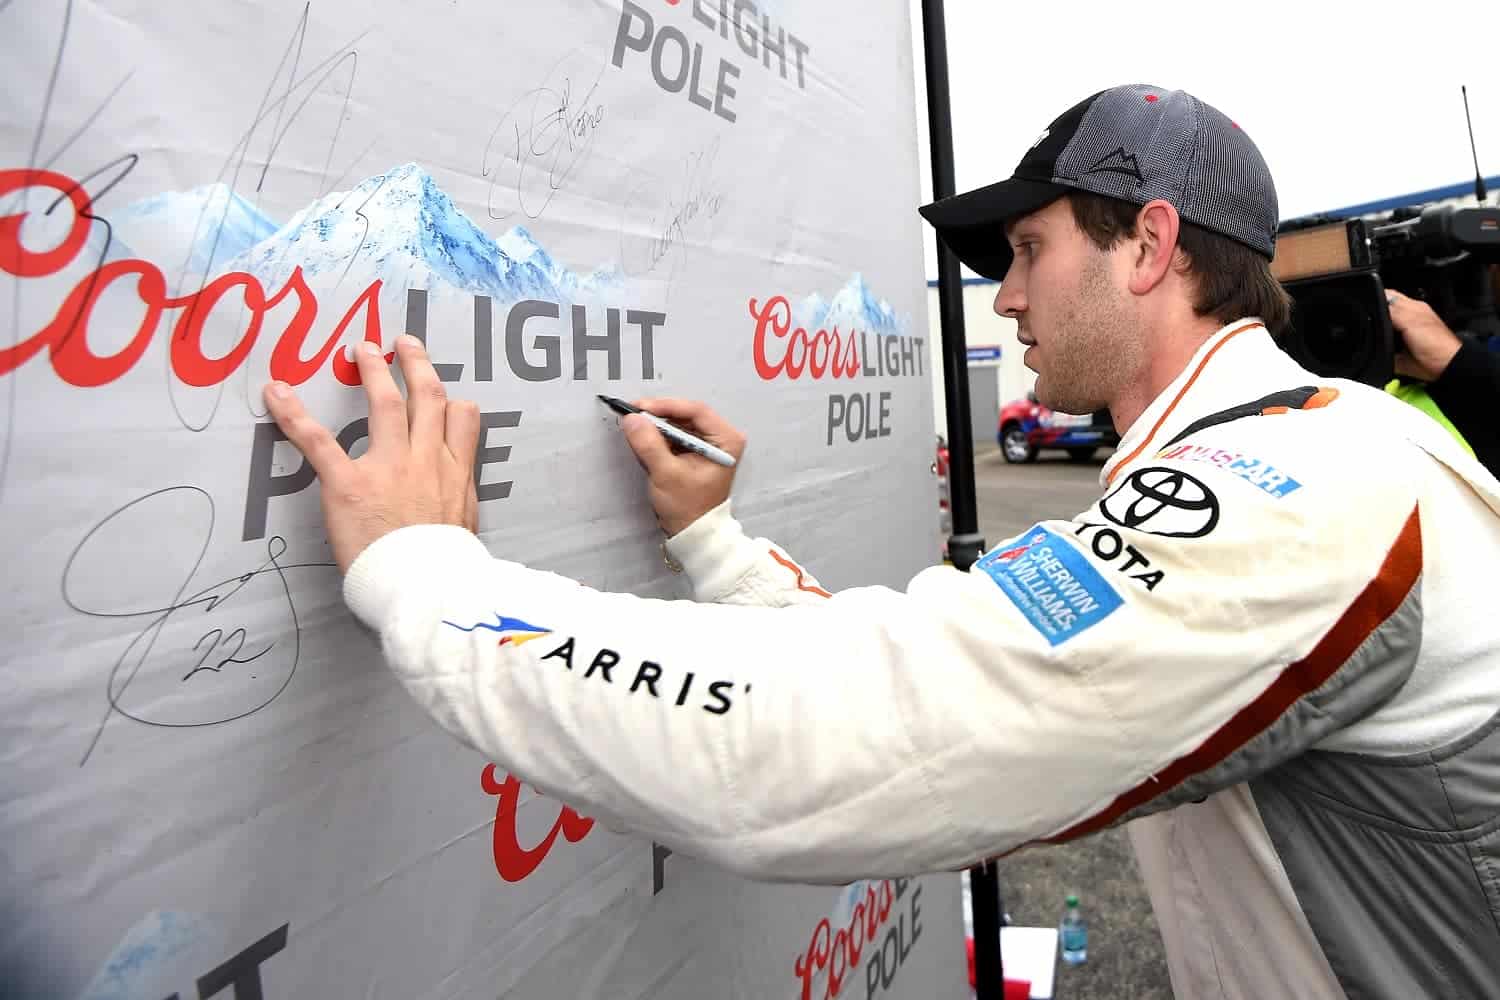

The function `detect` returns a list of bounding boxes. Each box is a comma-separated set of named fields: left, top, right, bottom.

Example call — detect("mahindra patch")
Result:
left=975, top=526, right=1123, bottom=646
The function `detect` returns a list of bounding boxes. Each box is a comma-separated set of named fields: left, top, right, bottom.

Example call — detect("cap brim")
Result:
left=918, top=177, right=1069, bottom=281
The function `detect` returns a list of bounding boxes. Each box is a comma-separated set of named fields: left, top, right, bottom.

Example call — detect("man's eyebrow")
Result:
left=1006, top=223, right=1042, bottom=246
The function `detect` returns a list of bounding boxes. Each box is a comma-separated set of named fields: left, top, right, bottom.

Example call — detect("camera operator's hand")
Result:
left=1389, top=289, right=1463, bottom=382
left=620, top=398, right=745, bottom=537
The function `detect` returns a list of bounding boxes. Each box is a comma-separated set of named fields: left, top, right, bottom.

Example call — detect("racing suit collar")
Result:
left=1101, top=318, right=1288, bottom=488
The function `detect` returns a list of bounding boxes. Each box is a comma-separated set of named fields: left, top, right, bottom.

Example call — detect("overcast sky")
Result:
left=908, top=0, right=1500, bottom=279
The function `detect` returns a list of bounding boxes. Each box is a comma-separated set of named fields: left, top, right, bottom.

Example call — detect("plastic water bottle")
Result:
left=1059, top=894, right=1088, bottom=964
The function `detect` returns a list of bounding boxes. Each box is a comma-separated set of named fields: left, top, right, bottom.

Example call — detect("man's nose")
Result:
left=994, top=280, right=1024, bottom=318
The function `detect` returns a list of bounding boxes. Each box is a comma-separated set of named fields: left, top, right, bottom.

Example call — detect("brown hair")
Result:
left=1065, top=191, right=1292, bottom=337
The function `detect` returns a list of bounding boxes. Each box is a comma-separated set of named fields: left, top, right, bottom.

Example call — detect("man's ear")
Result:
left=1127, top=199, right=1180, bottom=296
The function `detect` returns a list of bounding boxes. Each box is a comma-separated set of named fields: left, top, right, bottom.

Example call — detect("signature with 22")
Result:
left=63, top=486, right=335, bottom=765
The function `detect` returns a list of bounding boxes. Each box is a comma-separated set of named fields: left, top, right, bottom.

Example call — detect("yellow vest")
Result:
left=1384, top=380, right=1476, bottom=457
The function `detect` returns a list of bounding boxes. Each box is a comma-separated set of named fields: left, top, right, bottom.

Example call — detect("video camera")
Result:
left=1272, top=202, right=1500, bottom=386
left=1272, top=85, right=1499, bottom=387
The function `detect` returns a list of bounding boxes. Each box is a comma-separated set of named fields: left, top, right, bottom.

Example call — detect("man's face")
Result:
left=993, top=198, right=1140, bottom=414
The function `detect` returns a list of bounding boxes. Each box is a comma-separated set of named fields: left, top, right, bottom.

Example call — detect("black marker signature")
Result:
left=63, top=486, right=335, bottom=765
left=183, top=627, right=275, bottom=682
left=619, top=137, right=728, bottom=281
left=167, top=4, right=373, bottom=434
left=335, top=170, right=388, bottom=288
left=0, top=0, right=131, bottom=505
left=0, top=0, right=378, bottom=467
left=482, top=50, right=607, bottom=221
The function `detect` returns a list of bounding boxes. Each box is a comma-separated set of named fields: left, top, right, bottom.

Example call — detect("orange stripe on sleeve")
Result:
left=768, top=549, right=832, bottom=598
left=1028, top=506, right=1423, bottom=848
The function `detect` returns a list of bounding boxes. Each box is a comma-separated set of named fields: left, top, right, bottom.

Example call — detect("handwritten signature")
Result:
left=619, top=137, right=728, bottom=280
left=62, top=486, right=335, bottom=765
left=3, top=0, right=376, bottom=455
left=183, top=627, right=275, bottom=682
left=482, top=51, right=607, bottom=221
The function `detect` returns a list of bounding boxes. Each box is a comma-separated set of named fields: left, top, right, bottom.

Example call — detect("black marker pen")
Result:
left=597, top=395, right=738, bottom=468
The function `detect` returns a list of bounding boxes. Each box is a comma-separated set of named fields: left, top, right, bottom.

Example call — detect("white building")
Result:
left=923, top=278, right=1031, bottom=450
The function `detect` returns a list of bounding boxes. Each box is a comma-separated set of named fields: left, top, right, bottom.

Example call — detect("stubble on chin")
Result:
left=1042, top=259, right=1137, bottom=414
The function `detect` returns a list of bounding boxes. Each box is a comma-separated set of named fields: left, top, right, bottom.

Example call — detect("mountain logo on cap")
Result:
left=1084, top=147, right=1144, bottom=183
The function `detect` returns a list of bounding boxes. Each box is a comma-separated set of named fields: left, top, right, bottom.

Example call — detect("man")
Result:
left=1387, top=284, right=1500, bottom=476
left=264, top=85, right=1500, bottom=998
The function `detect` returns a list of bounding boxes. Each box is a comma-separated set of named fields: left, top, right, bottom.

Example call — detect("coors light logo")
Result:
left=794, top=877, right=924, bottom=1000
left=747, top=277, right=928, bottom=447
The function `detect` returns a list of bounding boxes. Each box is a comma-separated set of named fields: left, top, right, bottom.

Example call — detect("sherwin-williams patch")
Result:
left=975, top=526, right=1122, bottom=646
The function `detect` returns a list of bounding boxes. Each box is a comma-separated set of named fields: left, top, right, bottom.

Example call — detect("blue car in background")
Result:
left=998, top=391, right=1118, bottom=463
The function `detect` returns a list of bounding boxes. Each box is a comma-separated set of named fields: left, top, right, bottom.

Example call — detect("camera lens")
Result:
left=1291, top=288, right=1377, bottom=375
left=1279, top=270, right=1395, bottom=386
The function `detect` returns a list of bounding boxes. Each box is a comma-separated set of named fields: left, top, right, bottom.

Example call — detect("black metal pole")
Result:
left=919, top=2, right=985, bottom=576
left=918, top=0, right=1003, bottom=995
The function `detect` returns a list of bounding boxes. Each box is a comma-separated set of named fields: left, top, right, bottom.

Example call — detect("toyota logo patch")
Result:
left=1099, top=467, right=1220, bottom=538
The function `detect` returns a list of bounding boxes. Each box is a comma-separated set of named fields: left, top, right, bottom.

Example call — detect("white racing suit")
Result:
left=344, top=319, right=1500, bottom=999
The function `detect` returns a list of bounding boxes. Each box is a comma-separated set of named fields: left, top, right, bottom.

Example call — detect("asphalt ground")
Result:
left=959, top=443, right=1174, bottom=1000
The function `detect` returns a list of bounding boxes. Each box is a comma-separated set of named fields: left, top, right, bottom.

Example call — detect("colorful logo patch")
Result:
left=1156, top=444, right=1302, bottom=498
left=443, top=613, right=554, bottom=648
left=975, top=527, right=1122, bottom=646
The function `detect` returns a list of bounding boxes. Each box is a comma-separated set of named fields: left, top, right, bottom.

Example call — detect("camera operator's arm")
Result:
left=1389, top=289, right=1500, bottom=479
left=1428, top=339, right=1500, bottom=479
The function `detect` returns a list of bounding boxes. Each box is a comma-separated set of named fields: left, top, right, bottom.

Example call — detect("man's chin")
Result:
left=1032, top=379, right=1058, bottom=409
left=1035, top=385, right=1098, bottom=416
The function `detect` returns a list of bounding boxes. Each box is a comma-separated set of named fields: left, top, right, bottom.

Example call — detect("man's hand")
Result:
left=262, top=336, right=482, bottom=574
left=1389, top=289, right=1463, bottom=382
left=620, top=398, right=746, bottom=537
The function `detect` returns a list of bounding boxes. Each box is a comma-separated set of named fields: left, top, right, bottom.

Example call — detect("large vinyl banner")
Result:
left=1, top=1, right=962, bottom=997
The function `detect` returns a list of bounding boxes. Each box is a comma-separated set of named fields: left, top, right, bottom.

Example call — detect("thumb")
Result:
left=621, top=413, right=675, bottom=476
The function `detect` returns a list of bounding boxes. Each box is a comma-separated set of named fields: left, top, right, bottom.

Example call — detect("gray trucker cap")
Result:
left=919, top=84, right=1280, bottom=280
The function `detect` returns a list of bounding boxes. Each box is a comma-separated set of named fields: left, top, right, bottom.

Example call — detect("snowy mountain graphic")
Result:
left=796, top=274, right=904, bottom=336
left=497, top=223, right=622, bottom=299
left=112, top=183, right=279, bottom=274
left=224, top=163, right=617, bottom=301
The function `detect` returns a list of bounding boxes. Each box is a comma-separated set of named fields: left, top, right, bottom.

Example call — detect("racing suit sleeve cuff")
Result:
left=663, top=499, right=761, bottom=602
left=342, top=524, right=496, bottom=631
